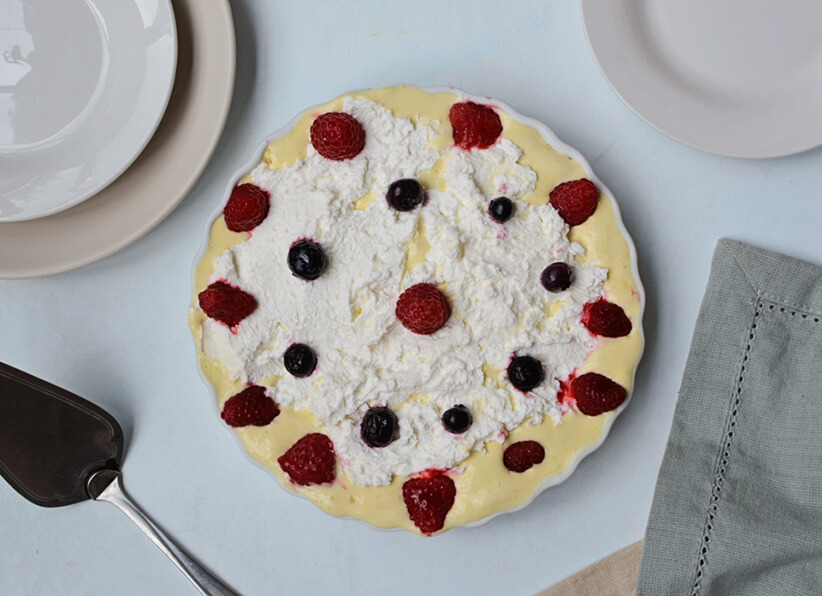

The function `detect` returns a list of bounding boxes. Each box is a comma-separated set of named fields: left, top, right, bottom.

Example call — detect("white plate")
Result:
left=580, top=0, right=822, bottom=158
left=0, top=0, right=177, bottom=221
left=0, top=0, right=234, bottom=278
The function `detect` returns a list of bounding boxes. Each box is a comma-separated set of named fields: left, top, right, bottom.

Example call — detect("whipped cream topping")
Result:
left=200, top=97, right=606, bottom=486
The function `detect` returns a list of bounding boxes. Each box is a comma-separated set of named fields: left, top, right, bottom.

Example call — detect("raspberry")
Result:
left=278, top=433, right=336, bottom=486
left=549, top=178, right=600, bottom=226
left=223, top=183, right=270, bottom=232
left=571, top=373, right=627, bottom=416
left=198, top=281, right=258, bottom=329
left=395, top=283, right=451, bottom=335
left=581, top=299, right=632, bottom=338
left=402, top=473, right=456, bottom=535
left=309, top=112, right=365, bottom=160
left=503, top=440, right=545, bottom=473
left=449, top=101, right=502, bottom=150
left=221, top=386, right=279, bottom=427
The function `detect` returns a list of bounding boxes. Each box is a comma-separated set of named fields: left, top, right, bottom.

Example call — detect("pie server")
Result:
left=0, top=362, right=237, bottom=596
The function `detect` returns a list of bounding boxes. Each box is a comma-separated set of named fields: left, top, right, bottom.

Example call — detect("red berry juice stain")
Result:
left=557, top=371, right=578, bottom=408
left=415, top=468, right=449, bottom=480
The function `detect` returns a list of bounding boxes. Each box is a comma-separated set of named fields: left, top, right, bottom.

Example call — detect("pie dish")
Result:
left=190, top=85, right=644, bottom=535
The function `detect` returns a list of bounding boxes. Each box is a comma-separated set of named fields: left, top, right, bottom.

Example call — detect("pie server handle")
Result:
left=88, top=469, right=239, bottom=596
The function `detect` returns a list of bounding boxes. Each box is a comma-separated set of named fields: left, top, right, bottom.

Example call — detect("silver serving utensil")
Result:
left=0, top=362, right=237, bottom=596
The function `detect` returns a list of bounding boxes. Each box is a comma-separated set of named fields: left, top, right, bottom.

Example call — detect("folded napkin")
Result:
left=540, top=239, right=822, bottom=595
left=637, top=239, right=822, bottom=595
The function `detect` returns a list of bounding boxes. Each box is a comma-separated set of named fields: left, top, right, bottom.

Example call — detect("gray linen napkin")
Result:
left=637, top=239, right=822, bottom=595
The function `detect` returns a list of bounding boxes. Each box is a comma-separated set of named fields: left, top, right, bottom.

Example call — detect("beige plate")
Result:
left=0, top=0, right=236, bottom=279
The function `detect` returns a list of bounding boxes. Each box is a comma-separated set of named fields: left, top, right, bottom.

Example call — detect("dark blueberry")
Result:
left=488, top=196, right=514, bottom=223
left=288, top=239, right=327, bottom=280
left=507, top=356, right=544, bottom=392
left=360, top=406, right=398, bottom=448
left=283, top=343, right=317, bottom=377
left=386, top=179, right=425, bottom=211
left=541, top=262, right=573, bottom=292
left=442, top=405, right=472, bottom=434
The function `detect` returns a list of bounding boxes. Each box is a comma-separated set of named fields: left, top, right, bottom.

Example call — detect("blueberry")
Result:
left=360, top=406, right=398, bottom=448
left=442, top=405, right=472, bottom=434
left=541, top=262, right=572, bottom=292
left=507, top=356, right=544, bottom=392
left=288, top=239, right=327, bottom=280
left=386, top=179, right=425, bottom=211
left=489, top=196, right=514, bottom=223
left=283, top=343, right=317, bottom=377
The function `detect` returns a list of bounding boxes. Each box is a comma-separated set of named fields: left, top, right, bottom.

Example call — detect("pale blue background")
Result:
left=3, top=1, right=822, bottom=594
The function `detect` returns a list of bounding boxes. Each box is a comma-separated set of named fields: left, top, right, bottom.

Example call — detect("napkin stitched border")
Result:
left=689, top=298, right=822, bottom=594
left=639, top=239, right=822, bottom=595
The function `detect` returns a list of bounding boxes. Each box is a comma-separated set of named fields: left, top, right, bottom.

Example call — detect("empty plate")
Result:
left=0, top=0, right=177, bottom=221
left=581, top=0, right=822, bottom=158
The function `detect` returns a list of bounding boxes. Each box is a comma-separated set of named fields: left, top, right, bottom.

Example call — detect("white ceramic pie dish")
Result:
left=191, top=84, right=646, bottom=533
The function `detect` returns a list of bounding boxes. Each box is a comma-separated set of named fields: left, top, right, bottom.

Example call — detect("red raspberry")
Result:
left=278, top=433, right=336, bottom=486
left=221, top=386, right=279, bottom=427
left=549, top=178, right=600, bottom=226
left=223, top=183, right=271, bottom=232
left=581, top=299, right=632, bottom=338
left=503, top=440, right=545, bottom=473
left=402, top=473, right=456, bottom=535
left=571, top=373, right=627, bottom=416
left=198, top=281, right=258, bottom=329
left=449, top=101, right=503, bottom=150
left=395, top=283, right=451, bottom=335
left=309, top=112, right=366, bottom=160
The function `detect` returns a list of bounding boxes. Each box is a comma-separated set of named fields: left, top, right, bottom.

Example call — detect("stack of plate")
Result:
left=0, top=0, right=235, bottom=278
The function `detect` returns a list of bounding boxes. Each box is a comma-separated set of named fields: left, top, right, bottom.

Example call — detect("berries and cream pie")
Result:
left=189, top=85, right=643, bottom=535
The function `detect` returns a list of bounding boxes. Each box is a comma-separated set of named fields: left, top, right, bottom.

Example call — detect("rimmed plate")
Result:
left=0, top=0, right=177, bottom=222
left=0, top=0, right=235, bottom=278
left=580, top=0, right=822, bottom=158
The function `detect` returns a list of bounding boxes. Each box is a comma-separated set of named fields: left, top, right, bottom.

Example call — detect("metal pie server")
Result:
left=0, top=362, right=237, bottom=596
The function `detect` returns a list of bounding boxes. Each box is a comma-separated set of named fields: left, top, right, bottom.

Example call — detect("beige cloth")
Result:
left=536, top=540, right=643, bottom=596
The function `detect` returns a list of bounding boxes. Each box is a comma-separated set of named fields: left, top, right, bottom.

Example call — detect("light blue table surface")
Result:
left=3, top=1, right=822, bottom=594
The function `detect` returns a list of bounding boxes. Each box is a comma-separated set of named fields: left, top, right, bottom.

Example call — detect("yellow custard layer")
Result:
left=189, top=86, right=643, bottom=535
